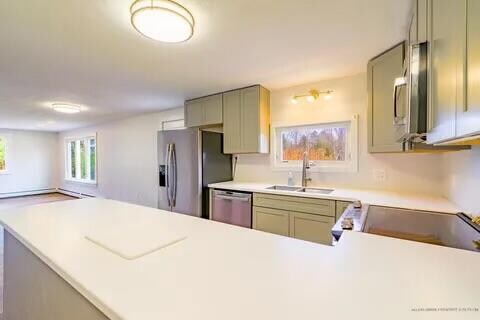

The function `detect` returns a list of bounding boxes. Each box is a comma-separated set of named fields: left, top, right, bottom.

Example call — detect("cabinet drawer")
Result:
left=289, top=212, right=335, bottom=245
left=253, top=207, right=289, bottom=236
left=253, top=193, right=335, bottom=217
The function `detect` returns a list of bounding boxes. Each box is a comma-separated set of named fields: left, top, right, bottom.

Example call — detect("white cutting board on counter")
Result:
left=85, top=221, right=188, bottom=260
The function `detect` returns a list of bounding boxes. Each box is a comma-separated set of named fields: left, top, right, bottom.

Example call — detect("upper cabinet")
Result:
left=367, top=42, right=406, bottom=153
left=427, top=0, right=480, bottom=144
left=185, top=93, right=223, bottom=127
left=458, top=0, right=480, bottom=138
left=223, top=85, right=270, bottom=154
left=409, top=0, right=428, bottom=45
left=427, top=0, right=466, bottom=144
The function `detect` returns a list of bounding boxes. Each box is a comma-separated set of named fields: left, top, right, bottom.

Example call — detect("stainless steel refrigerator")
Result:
left=157, top=128, right=232, bottom=218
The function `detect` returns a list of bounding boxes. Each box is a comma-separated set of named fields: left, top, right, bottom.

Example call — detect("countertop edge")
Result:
left=208, top=182, right=460, bottom=214
left=0, top=221, right=122, bottom=320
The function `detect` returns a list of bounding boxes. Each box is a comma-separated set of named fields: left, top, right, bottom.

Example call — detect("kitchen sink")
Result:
left=265, top=185, right=302, bottom=191
left=265, top=185, right=334, bottom=194
left=297, top=188, right=334, bottom=194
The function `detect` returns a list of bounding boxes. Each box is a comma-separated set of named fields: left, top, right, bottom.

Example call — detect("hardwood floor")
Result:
left=0, top=193, right=77, bottom=317
left=0, top=193, right=76, bottom=211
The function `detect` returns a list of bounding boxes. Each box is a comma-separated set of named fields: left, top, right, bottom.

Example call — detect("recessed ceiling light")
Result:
left=52, top=103, right=81, bottom=114
left=130, top=0, right=194, bottom=43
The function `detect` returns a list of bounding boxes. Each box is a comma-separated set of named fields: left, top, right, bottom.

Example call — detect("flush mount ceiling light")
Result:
left=52, top=103, right=81, bottom=114
left=130, top=0, right=194, bottom=43
left=291, top=90, right=333, bottom=104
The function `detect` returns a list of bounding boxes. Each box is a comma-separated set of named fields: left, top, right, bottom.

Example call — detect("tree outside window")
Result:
left=0, top=136, right=7, bottom=172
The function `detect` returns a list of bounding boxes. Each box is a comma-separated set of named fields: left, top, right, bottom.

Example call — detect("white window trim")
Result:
left=0, top=134, right=10, bottom=175
left=271, top=115, right=358, bottom=173
left=64, top=133, right=97, bottom=185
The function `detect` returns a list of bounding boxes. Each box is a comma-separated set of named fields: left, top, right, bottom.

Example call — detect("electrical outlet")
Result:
left=373, top=169, right=387, bottom=181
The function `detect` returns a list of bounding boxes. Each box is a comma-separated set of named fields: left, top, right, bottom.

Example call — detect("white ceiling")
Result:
left=0, top=0, right=413, bottom=132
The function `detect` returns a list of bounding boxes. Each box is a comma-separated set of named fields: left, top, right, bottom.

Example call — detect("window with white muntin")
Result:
left=272, top=116, right=358, bottom=172
left=65, top=135, right=97, bottom=184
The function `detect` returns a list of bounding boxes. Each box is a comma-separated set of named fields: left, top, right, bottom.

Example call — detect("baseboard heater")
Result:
left=0, top=188, right=57, bottom=199
left=56, top=188, right=96, bottom=199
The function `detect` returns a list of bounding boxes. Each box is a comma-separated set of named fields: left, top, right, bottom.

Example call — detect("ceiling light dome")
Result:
left=130, top=0, right=194, bottom=43
left=52, top=103, right=81, bottom=114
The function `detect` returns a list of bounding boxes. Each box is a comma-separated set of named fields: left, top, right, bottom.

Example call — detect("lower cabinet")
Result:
left=335, top=201, right=352, bottom=221
left=252, top=193, right=336, bottom=245
left=289, top=212, right=335, bottom=245
left=253, top=207, right=289, bottom=237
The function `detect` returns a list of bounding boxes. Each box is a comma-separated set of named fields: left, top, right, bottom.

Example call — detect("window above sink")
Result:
left=271, top=115, right=358, bottom=173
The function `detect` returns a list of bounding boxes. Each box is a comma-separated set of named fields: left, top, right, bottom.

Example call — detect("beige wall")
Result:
left=234, top=73, right=446, bottom=195
left=57, top=108, right=184, bottom=207
left=442, top=146, right=480, bottom=214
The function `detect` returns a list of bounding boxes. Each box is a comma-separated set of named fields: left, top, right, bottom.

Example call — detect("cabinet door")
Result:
left=417, top=0, right=428, bottom=43
left=367, top=43, right=405, bottom=153
left=253, top=207, right=289, bottom=236
left=240, top=86, right=260, bottom=153
left=458, top=0, right=480, bottom=137
left=203, top=94, right=223, bottom=126
left=427, top=0, right=465, bottom=143
left=409, top=3, right=418, bottom=45
left=289, top=212, right=335, bottom=245
left=185, top=99, right=203, bottom=127
left=253, top=193, right=335, bottom=217
left=223, top=90, right=242, bottom=153
left=335, top=201, right=351, bottom=221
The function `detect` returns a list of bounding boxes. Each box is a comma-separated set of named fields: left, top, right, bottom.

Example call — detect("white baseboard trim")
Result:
left=0, top=188, right=57, bottom=199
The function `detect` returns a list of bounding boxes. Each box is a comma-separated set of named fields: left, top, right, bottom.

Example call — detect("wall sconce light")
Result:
left=291, top=89, right=333, bottom=104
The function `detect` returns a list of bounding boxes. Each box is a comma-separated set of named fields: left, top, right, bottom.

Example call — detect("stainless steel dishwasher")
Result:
left=211, top=190, right=252, bottom=228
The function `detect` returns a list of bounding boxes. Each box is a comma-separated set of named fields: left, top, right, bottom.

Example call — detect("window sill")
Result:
left=271, top=165, right=358, bottom=173
left=64, top=178, right=97, bottom=186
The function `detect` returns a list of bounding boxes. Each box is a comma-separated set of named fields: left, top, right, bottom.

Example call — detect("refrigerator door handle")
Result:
left=165, top=144, right=172, bottom=209
left=171, top=144, right=177, bottom=207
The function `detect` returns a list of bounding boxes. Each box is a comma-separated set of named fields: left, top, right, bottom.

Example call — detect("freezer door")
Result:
left=157, top=128, right=201, bottom=216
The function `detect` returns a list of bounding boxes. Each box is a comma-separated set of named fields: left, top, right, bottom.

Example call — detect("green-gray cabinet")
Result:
left=409, top=0, right=428, bottom=45
left=223, top=85, right=270, bottom=154
left=289, top=212, right=335, bottom=245
left=367, top=42, right=406, bottom=153
left=426, top=0, right=480, bottom=144
left=185, top=93, right=223, bottom=127
left=426, top=0, right=466, bottom=144
left=252, top=193, right=335, bottom=245
left=253, top=206, right=289, bottom=237
left=335, top=201, right=351, bottom=221
left=458, top=0, right=480, bottom=138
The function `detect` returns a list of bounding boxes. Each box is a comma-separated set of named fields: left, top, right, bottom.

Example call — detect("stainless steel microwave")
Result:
left=393, top=42, right=428, bottom=149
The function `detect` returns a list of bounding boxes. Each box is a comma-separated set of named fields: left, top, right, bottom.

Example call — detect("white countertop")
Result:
left=1, top=198, right=478, bottom=320
left=208, top=181, right=461, bottom=213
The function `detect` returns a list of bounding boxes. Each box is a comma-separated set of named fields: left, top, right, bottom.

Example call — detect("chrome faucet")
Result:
left=302, top=151, right=312, bottom=187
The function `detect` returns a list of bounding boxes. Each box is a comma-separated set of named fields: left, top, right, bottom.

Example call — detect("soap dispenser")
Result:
left=287, top=172, right=294, bottom=186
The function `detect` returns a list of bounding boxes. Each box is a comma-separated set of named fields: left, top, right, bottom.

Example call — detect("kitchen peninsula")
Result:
left=1, top=198, right=478, bottom=320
